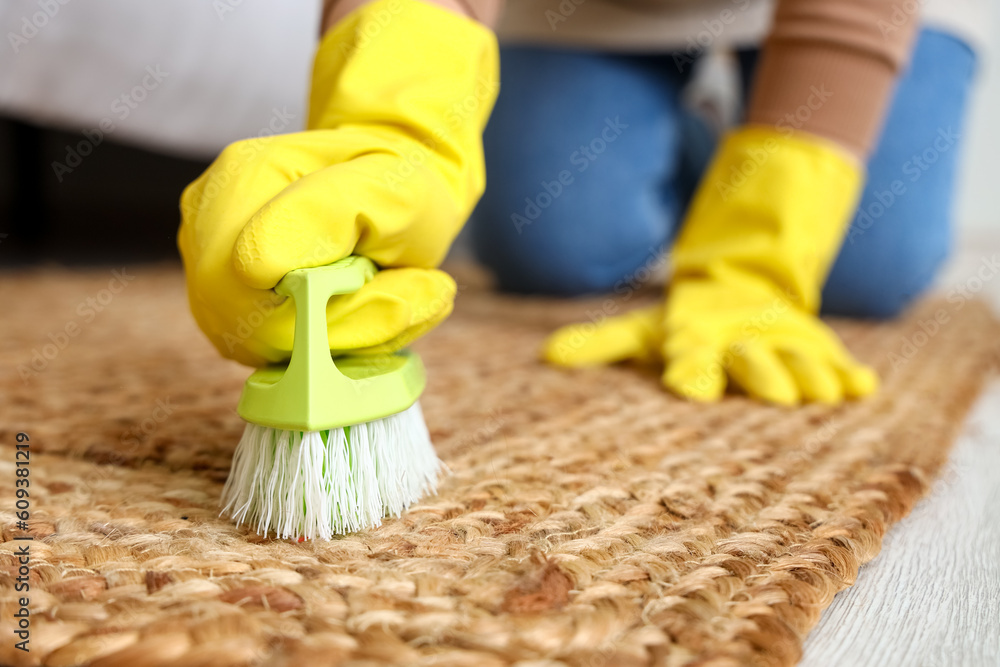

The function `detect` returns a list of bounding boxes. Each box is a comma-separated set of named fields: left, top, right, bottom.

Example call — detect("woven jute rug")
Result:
left=1, top=265, right=997, bottom=667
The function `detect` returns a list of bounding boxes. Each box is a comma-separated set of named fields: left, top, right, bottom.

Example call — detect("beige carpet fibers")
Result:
left=1, top=265, right=997, bottom=667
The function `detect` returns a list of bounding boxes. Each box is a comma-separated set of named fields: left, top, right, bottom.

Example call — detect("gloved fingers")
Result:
left=833, top=358, right=879, bottom=399
left=794, top=325, right=880, bottom=399
left=183, top=133, right=330, bottom=230
left=342, top=311, right=450, bottom=357
left=662, top=347, right=728, bottom=402
left=542, top=305, right=663, bottom=367
left=233, top=158, right=411, bottom=289
left=234, top=150, right=460, bottom=291
left=661, top=325, right=722, bottom=360
left=325, top=268, right=456, bottom=353
left=728, top=343, right=800, bottom=406
left=775, top=346, right=844, bottom=404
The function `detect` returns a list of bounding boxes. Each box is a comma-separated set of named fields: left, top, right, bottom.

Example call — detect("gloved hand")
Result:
left=544, top=127, right=879, bottom=405
left=178, top=0, right=498, bottom=366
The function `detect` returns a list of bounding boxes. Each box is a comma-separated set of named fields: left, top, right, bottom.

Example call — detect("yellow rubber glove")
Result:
left=178, top=0, right=498, bottom=366
left=544, top=127, right=879, bottom=406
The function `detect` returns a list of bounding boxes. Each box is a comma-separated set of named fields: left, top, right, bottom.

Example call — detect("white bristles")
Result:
left=220, top=402, right=440, bottom=540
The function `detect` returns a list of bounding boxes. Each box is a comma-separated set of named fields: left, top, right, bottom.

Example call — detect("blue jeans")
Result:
left=470, top=29, right=977, bottom=318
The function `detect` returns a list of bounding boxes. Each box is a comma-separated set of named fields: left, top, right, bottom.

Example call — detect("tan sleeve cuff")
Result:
left=746, top=0, right=921, bottom=157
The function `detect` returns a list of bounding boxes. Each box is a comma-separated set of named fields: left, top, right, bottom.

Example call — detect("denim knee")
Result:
left=822, top=28, right=975, bottom=319
left=471, top=46, right=688, bottom=295
left=471, top=174, right=674, bottom=295
left=824, top=230, right=951, bottom=319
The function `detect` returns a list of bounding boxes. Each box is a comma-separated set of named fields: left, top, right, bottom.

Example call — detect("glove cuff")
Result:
left=672, top=125, right=863, bottom=313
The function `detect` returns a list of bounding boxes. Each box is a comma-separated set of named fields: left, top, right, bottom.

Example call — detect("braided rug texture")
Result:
left=0, top=265, right=997, bottom=667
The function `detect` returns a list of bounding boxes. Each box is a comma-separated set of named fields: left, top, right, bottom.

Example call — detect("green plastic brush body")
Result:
left=237, top=256, right=425, bottom=431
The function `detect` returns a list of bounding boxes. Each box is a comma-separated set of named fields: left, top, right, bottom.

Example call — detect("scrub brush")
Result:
left=220, top=256, right=441, bottom=540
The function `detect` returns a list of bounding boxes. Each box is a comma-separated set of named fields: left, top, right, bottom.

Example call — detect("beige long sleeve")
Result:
left=746, top=0, right=921, bottom=158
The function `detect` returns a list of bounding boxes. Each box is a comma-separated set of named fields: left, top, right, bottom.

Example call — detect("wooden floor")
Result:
left=801, top=238, right=1000, bottom=666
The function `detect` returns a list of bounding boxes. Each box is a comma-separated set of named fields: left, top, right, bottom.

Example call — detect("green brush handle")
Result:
left=237, top=256, right=426, bottom=431
left=275, top=255, right=377, bottom=395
